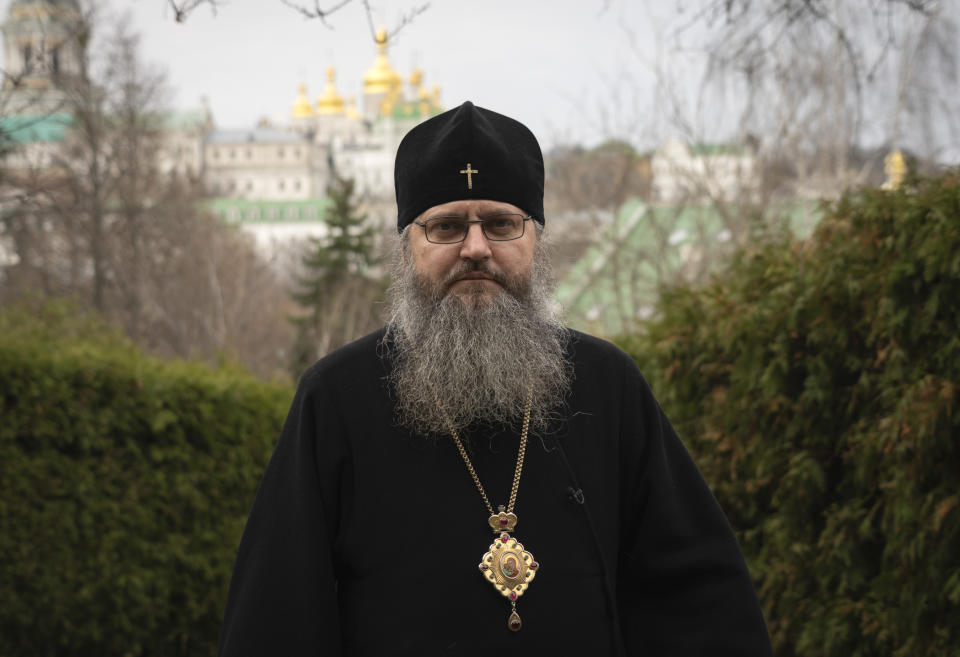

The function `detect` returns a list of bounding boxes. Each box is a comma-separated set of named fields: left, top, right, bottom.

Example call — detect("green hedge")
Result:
left=0, top=303, right=293, bottom=656
left=621, top=173, right=960, bottom=656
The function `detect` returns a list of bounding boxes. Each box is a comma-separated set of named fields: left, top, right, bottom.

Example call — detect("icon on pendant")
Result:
left=479, top=535, right=537, bottom=599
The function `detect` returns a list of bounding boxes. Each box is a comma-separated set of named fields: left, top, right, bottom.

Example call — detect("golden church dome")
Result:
left=363, top=28, right=403, bottom=98
left=882, top=149, right=907, bottom=190
left=344, top=96, right=362, bottom=121
left=418, top=86, right=431, bottom=116
left=316, top=67, right=345, bottom=115
left=409, top=68, right=423, bottom=89
left=291, top=82, right=314, bottom=119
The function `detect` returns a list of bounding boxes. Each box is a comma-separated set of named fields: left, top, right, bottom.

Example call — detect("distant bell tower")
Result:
left=1, top=0, right=87, bottom=114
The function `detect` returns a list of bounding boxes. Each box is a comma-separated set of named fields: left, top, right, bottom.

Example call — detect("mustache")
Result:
left=440, top=261, right=509, bottom=292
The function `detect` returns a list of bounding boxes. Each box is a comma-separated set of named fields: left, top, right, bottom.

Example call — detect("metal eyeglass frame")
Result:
left=413, top=214, right=534, bottom=244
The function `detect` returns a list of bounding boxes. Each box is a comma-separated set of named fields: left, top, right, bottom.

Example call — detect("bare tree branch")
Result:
left=660, top=0, right=956, bottom=180
left=166, top=0, right=221, bottom=23
left=1, top=11, right=298, bottom=378
left=280, top=0, right=355, bottom=28
left=360, top=0, right=430, bottom=42
left=892, top=0, right=939, bottom=13
left=362, top=0, right=376, bottom=40
left=160, top=0, right=431, bottom=44
left=277, top=0, right=428, bottom=40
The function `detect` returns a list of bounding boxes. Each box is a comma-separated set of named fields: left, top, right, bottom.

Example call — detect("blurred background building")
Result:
left=1, top=0, right=444, bottom=253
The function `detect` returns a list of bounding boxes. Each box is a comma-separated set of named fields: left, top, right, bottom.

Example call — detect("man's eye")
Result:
left=484, top=216, right=518, bottom=235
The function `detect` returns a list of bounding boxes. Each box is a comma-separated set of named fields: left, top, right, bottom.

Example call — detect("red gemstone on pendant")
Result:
left=530, top=561, right=538, bottom=570
left=501, top=536, right=509, bottom=543
left=500, top=518, right=508, bottom=526
left=510, top=592, right=517, bottom=600
left=510, top=619, right=521, bottom=630
left=479, top=564, right=488, bottom=571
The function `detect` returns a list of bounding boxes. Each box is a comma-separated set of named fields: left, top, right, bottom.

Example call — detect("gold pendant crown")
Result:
left=488, top=510, right=518, bottom=533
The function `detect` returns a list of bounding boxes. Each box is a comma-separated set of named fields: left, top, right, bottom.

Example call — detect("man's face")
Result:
left=409, top=199, right=537, bottom=304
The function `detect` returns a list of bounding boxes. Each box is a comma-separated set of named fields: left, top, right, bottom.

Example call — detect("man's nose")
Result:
left=458, top=222, right=492, bottom=261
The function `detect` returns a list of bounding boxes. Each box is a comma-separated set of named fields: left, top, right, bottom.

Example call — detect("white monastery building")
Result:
left=2, top=0, right=764, bottom=261
left=1, top=0, right=444, bottom=254
left=651, top=137, right=759, bottom=203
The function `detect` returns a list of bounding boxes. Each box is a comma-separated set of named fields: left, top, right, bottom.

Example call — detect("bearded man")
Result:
left=217, top=102, right=772, bottom=656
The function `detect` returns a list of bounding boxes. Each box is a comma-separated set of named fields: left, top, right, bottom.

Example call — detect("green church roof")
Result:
left=0, top=107, right=207, bottom=147
left=206, top=198, right=330, bottom=224
left=0, top=113, right=73, bottom=144
left=388, top=101, right=443, bottom=122
left=555, top=199, right=821, bottom=337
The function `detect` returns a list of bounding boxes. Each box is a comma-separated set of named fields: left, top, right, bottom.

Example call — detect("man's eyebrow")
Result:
left=424, top=213, right=468, bottom=220
left=425, top=213, right=517, bottom=221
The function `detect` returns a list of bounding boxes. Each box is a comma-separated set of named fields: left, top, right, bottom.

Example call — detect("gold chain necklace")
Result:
left=441, top=388, right=539, bottom=632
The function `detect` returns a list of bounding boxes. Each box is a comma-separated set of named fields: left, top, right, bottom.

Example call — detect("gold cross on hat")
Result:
left=460, top=163, right=479, bottom=189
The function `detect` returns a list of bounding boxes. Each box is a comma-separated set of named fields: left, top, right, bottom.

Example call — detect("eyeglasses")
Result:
left=413, top=213, right=533, bottom=244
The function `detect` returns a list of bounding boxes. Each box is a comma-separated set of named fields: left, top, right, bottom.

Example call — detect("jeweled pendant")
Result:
left=478, top=526, right=538, bottom=631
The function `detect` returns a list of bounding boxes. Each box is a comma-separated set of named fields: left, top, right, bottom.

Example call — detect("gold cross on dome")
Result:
left=459, top=163, right=479, bottom=189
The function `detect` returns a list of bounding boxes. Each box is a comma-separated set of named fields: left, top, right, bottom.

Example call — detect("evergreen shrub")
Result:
left=620, top=173, right=960, bottom=656
left=0, top=302, right=293, bottom=656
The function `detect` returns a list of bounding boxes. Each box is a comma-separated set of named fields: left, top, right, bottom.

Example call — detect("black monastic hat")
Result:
left=393, top=101, right=545, bottom=232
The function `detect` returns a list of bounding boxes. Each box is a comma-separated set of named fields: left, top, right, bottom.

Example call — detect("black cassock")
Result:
left=218, top=329, right=772, bottom=656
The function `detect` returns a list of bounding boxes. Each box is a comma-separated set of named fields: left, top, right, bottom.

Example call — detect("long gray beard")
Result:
left=384, top=236, right=570, bottom=438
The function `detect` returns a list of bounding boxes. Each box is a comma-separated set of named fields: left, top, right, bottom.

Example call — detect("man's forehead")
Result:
left=421, top=199, right=526, bottom=217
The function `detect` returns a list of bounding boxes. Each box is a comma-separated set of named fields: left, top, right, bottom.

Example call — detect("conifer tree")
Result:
left=289, top=175, right=383, bottom=376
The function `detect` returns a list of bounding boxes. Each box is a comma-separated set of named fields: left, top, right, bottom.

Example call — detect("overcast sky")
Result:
left=0, top=0, right=731, bottom=150
left=104, top=0, right=669, bottom=150
left=6, top=1, right=954, bottom=159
